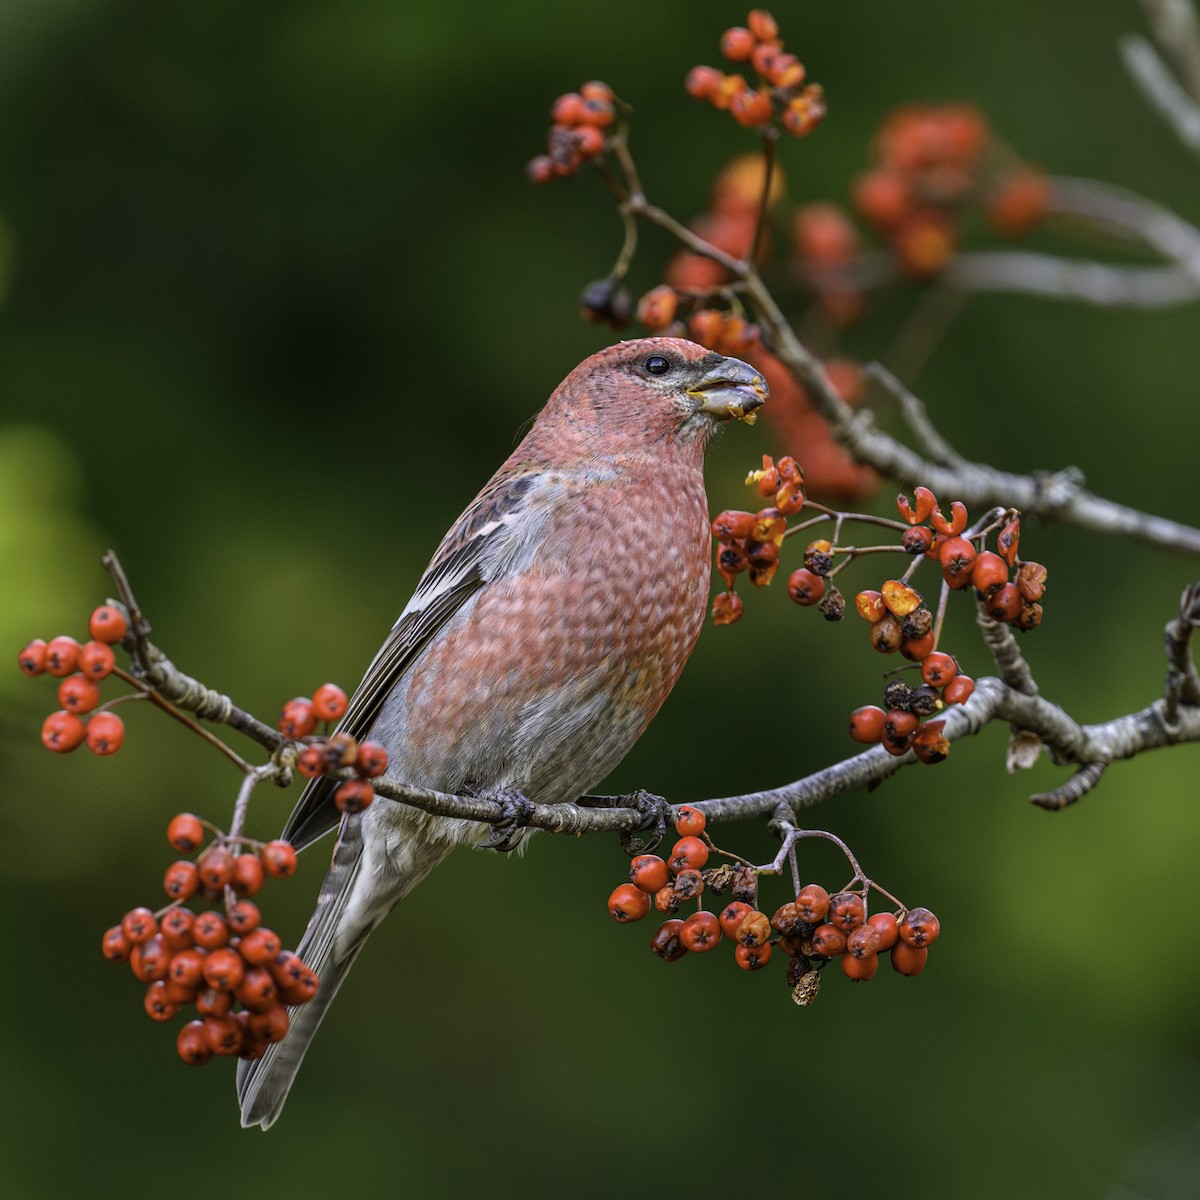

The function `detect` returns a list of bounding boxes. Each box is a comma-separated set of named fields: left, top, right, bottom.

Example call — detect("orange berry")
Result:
left=900, top=632, right=936, bottom=662
left=668, top=835, right=709, bottom=872
left=848, top=705, right=886, bottom=744
left=841, top=951, right=879, bottom=981
left=986, top=168, right=1051, bottom=238
left=44, top=636, right=80, bottom=677
left=203, top=947, right=245, bottom=991
left=747, top=9, right=780, bottom=41
left=674, top=805, right=707, bottom=837
left=787, top=568, right=826, bottom=606
left=629, top=855, right=670, bottom=894
left=102, top=925, right=132, bottom=962
left=685, top=65, right=723, bottom=102
left=672, top=868, right=704, bottom=901
left=811, top=923, right=847, bottom=956
left=247, top=1004, right=290, bottom=1045
left=197, top=846, right=234, bottom=890
left=971, top=551, right=1009, bottom=595
left=866, top=911, right=900, bottom=951
left=311, top=683, right=348, bottom=722
left=920, top=652, right=958, bottom=688
left=985, top=583, right=1022, bottom=623
left=718, top=901, right=755, bottom=940
left=177, top=1020, right=213, bottom=1065
left=236, top=968, right=280, bottom=1013
left=166, top=812, right=206, bottom=854
left=730, top=88, right=773, bottom=128
left=130, top=935, right=170, bottom=982
left=160, top=908, right=195, bottom=952
left=636, top=285, right=679, bottom=332
left=89, top=605, right=128, bottom=644
left=278, top=697, right=317, bottom=738
left=231, top=853, right=266, bottom=896
left=192, top=911, right=229, bottom=950
left=794, top=202, right=858, bottom=265
left=77, top=640, right=115, bottom=681
left=711, top=591, right=744, bottom=626
left=653, top=885, right=680, bottom=915
left=228, top=899, right=261, bottom=935
left=168, top=948, right=206, bottom=990
left=829, top=892, right=865, bottom=933
left=795, top=883, right=831, bottom=923
left=847, top=924, right=883, bottom=959
left=899, top=906, right=941, bottom=948
left=679, top=910, right=722, bottom=952
left=734, top=941, right=772, bottom=971
left=891, top=941, right=929, bottom=976
left=939, top=536, right=977, bottom=588
left=120, top=907, right=157, bottom=945
left=855, top=590, right=886, bottom=623
left=719, top=26, right=756, bottom=62
left=334, top=779, right=374, bottom=815
left=261, top=840, right=298, bottom=878
left=18, top=639, right=48, bottom=677
left=203, top=1014, right=244, bottom=1056
left=581, top=81, right=615, bottom=103
left=551, top=92, right=587, bottom=125
left=355, top=741, right=389, bottom=779
left=41, top=710, right=86, bottom=753
left=735, top=910, right=771, bottom=948
left=608, top=883, right=651, bottom=923
left=58, top=673, right=100, bottom=714
left=195, top=985, right=233, bottom=1017
left=85, top=711, right=124, bottom=755
left=163, top=859, right=200, bottom=901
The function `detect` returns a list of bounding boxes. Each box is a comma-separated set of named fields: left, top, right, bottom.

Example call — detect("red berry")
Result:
left=866, top=911, right=900, bottom=951
left=939, top=537, right=977, bottom=588
left=102, top=925, right=132, bottom=962
left=668, top=835, right=709, bottom=872
left=261, top=840, right=298, bottom=878
left=236, top=967, right=280, bottom=1013
left=679, top=911, right=722, bottom=952
left=355, top=742, right=389, bottom=779
left=228, top=899, right=261, bottom=935
left=920, top=652, right=958, bottom=688
left=247, top=1004, right=290, bottom=1045
left=41, top=710, right=86, bottom=753
left=203, top=947, right=245, bottom=991
left=177, top=1020, right=213, bottom=1065
left=720, top=26, right=756, bottom=61
left=829, top=892, right=865, bottom=933
left=18, top=639, right=48, bottom=676
left=296, top=745, right=327, bottom=778
left=78, top=640, right=116, bottom=681
left=197, top=846, right=234, bottom=890
left=848, top=705, right=886, bottom=744
left=685, top=65, right=724, bottom=102
left=203, top=1014, right=244, bottom=1056
left=160, top=908, right=195, bottom=951
left=795, top=883, right=831, bottom=923
left=58, top=673, right=100, bottom=714
left=899, top=906, right=941, bottom=948
left=718, top=901, right=755, bottom=940
left=89, top=605, right=128, bottom=644
left=163, top=860, right=200, bottom=901
left=334, top=779, right=374, bottom=815
left=121, top=907, right=157, bottom=945
left=195, top=986, right=233, bottom=1017
left=85, top=711, right=124, bottom=755
left=44, top=636, right=80, bottom=677
left=811, top=923, right=847, bottom=957
left=608, top=883, right=651, bottom=923
left=730, top=87, right=773, bottom=128
left=841, top=951, right=879, bottom=981
left=166, top=812, right=205, bottom=854
left=673, top=805, right=707, bottom=837
left=231, top=853, right=265, bottom=896
left=239, top=927, right=283, bottom=966
left=985, top=583, right=1022, bottom=623
left=130, top=935, right=170, bottom=982
left=891, top=941, right=929, bottom=976
left=971, top=550, right=1009, bottom=595
left=847, top=924, right=883, bottom=959
left=787, top=568, right=826, bottom=606
left=168, top=948, right=206, bottom=990
left=143, top=981, right=178, bottom=1022
left=629, top=855, right=670, bottom=894
left=278, top=697, right=317, bottom=738
left=942, top=674, right=976, bottom=705
left=734, top=941, right=772, bottom=971
left=311, top=683, right=348, bottom=722
left=192, top=911, right=229, bottom=950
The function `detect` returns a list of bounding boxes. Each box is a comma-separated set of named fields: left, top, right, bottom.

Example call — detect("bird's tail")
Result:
left=236, top=815, right=446, bottom=1130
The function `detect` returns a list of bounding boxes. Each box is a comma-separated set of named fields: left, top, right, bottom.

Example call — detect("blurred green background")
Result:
left=3, top=1, right=1200, bottom=1196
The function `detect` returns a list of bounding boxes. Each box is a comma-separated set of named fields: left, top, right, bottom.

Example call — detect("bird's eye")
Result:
left=643, top=355, right=671, bottom=376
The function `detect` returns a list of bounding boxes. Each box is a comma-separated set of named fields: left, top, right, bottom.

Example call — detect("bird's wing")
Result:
left=282, top=469, right=549, bottom=850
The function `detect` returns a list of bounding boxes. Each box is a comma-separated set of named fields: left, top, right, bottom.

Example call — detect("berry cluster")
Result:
left=851, top=103, right=1051, bottom=277
left=21, top=604, right=130, bottom=756
left=526, top=81, right=616, bottom=185
left=607, top=807, right=939, bottom=998
left=685, top=10, right=826, bottom=137
left=101, top=814, right=316, bottom=1066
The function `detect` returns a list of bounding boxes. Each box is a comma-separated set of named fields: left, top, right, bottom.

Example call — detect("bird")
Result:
left=236, top=336, right=767, bottom=1128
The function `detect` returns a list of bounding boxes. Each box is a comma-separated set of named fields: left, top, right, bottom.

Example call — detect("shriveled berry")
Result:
left=653, top=885, right=680, bottom=914
left=711, top=591, right=744, bottom=626
left=869, top=614, right=904, bottom=654
left=672, top=868, right=704, bottom=900
left=650, top=919, right=688, bottom=962
left=847, top=924, right=883, bottom=959
left=608, top=883, right=651, bottom=923
left=735, top=910, right=771, bottom=948
left=1017, top=561, right=1048, bottom=603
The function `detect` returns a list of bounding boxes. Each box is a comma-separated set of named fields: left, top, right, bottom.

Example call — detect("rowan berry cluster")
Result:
left=526, top=80, right=617, bottom=185
left=685, top=9, right=826, bottom=137
left=849, top=103, right=1051, bottom=278
left=607, top=806, right=939, bottom=999
left=21, top=604, right=130, bottom=756
left=101, top=814, right=316, bottom=1066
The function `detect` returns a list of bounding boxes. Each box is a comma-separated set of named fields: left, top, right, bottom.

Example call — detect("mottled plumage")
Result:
left=237, top=337, right=766, bottom=1129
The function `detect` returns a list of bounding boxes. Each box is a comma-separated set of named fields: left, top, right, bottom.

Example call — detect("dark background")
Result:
left=3, top=2, right=1199, bottom=1196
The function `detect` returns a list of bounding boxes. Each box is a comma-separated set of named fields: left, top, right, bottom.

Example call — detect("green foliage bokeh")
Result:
left=2, top=2, right=1200, bottom=1197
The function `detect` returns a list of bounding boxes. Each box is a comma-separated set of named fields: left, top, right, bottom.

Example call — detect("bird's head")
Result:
left=539, top=337, right=769, bottom=458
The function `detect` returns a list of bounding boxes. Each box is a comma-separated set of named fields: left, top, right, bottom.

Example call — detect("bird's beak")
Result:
left=686, top=354, right=769, bottom=425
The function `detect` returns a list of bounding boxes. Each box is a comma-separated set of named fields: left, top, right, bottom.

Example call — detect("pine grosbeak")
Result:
left=237, top=337, right=767, bottom=1128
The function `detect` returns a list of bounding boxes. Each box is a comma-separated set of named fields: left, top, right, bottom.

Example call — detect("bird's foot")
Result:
left=479, top=788, right=537, bottom=852
left=598, top=788, right=671, bottom=855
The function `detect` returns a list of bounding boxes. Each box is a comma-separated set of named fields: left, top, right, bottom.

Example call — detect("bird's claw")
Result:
left=616, top=789, right=673, bottom=855
left=481, top=788, right=537, bottom=852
